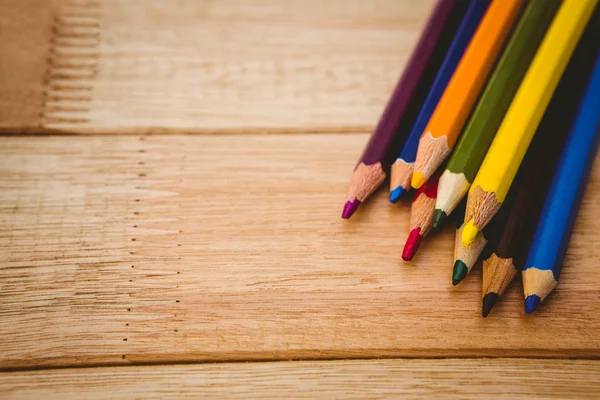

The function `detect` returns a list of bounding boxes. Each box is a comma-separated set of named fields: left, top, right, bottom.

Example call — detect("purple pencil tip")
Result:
left=524, top=295, right=541, bottom=314
left=342, top=199, right=361, bottom=219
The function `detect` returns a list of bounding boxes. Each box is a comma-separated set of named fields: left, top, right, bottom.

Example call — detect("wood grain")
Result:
left=2, top=359, right=600, bottom=399
left=0, top=0, right=436, bottom=134
left=1, top=135, right=600, bottom=369
left=0, top=0, right=56, bottom=131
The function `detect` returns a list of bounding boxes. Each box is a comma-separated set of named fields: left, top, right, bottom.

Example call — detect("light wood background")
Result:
left=1, top=0, right=599, bottom=397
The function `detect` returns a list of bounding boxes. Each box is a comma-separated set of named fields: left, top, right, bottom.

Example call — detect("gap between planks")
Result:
left=1, top=359, right=600, bottom=399
left=3, top=354, right=600, bottom=374
left=0, top=126, right=373, bottom=137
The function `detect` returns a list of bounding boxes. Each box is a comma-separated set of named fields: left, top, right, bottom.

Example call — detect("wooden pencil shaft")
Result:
left=446, top=0, right=561, bottom=182
left=411, top=193, right=437, bottom=234
left=482, top=254, right=518, bottom=296
left=455, top=221, right=488, bottom=269
left=411, top=172, right=441, bottom=234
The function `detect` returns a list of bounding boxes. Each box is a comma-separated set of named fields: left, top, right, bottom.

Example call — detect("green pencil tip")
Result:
left=452, top=260, right=468, bottom=286
left=432, top=209, right=447, bottom=229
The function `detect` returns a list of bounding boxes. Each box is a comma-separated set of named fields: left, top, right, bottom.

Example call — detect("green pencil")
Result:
left=433, top=0, right=561, bottom=228
left=452, top=200, right=488, bottom=285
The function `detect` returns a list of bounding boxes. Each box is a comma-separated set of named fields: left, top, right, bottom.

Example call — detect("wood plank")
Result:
left=1, top=135, right=600, bottom=369
left=0, top=0, right=435, bottom=134
left=0, top=0, right=57, bottom=131
left=1, top=359, right=600, bottom=399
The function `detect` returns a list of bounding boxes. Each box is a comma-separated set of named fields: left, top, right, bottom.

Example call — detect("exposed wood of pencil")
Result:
left=436, top=170, right=470, bottom=217
left=412, top=132, right=452, bottom=188
left=451, top=200, right=486, bottom=285
left=5, top=135, right=600, bottom=369
left=479, top=200, right=522, bottom=313
left=409, top=184, right=438, bottom=236
left=3, top=359, right=600, bottom=399
left=454, top=223, right=488, bottom=276
left=403, top=174, right=440, bottom=260
left=483, top=255, right=518, bottom=298
left=390, top=159, right=414, bottom=195
left=464, top=185, right=502, bottom=232
left=0, top=0, right=438, bottom=134
left=482, top=254, right=518, bottom=317
left=522, top=268, right=558, bottom=301
left=345, top=162, right=386, bottom=203
left=402, top=177, right=438, bottom=261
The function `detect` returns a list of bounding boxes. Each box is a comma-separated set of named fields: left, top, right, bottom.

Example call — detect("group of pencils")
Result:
left=342, top=0, right=600, bottom=317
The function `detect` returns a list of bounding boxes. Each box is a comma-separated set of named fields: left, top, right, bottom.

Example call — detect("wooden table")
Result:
left=1, top=0, right=599, bottom=398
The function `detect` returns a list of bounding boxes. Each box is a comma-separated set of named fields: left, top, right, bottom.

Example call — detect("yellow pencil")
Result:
left=462, top=0, right=598, bottom=247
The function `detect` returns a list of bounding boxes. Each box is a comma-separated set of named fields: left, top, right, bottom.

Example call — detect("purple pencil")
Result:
left=342, top=0, right=461, bottom=219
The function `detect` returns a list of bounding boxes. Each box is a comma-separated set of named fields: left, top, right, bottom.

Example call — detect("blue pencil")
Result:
left=389, top=0, right=490, bottom=203
left=522, top=47, right=600, bottom=314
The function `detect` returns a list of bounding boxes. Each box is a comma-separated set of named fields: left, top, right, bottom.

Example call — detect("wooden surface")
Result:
left=1, top=0, right=600, bottom=396
left=2, top=135, right=600, bottom=369
left=3, top=359, right=600, bottom=399
left=1, top=0, right=433, bottom=134
left=0, top=0, right=55, bottom=131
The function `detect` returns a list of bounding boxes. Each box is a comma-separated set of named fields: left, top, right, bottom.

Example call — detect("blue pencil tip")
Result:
left=389, top=187, right=406, bottom=203
left=524, top=295, right=541, bottom=314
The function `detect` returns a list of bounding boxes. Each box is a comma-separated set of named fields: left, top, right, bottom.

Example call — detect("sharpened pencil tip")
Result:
left=482, top=293, right=499, bottom=318
left=524, top=295, right=541, bottom=314
left=411, top=172, right=426, bottom=189
left=341, top=199, right=361, bottom=219
left=461, top=219, right=479, bottom=246
left=452, top=260, right=468, bottom=286
left=432, top=209, right=447, bottom=229
left=402, top=228, right=423, bottom=261
left=389, top=186, right=406, bottom=203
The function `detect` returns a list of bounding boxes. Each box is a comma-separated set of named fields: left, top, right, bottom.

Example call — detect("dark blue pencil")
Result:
left=389, top=0, right=491, bottom=203
left=522, top=47, right=600, bottom=314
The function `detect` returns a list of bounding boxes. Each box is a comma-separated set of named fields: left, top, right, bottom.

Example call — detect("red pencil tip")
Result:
left=402, top=228, right=423, bottom=261
left=341, top=199, right=361, bottom=219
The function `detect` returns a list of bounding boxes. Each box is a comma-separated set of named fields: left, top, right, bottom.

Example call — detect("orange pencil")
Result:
left=411, top=0, right=524, bottom=189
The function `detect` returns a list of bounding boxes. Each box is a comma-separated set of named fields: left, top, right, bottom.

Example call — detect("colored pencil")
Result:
left=461, top=0, right=597, bottom=247
left=434, top=0, right=561, bottom=227
left=453, top=160, right=535, bottom=286
left=522, top=48, right=600, bottom=314
left=402, top=170, right=441, bottom=262
left=452, top=200, right=489, bottom=285
left=479, top=145, right=552, bottom=314
left=342, top=0, right=461, bottom=219
left=410, top=0, right=524, bottom=190
left=389, top=0, right=490, bottom=203
left=482, top=15, right=600, bottom=317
